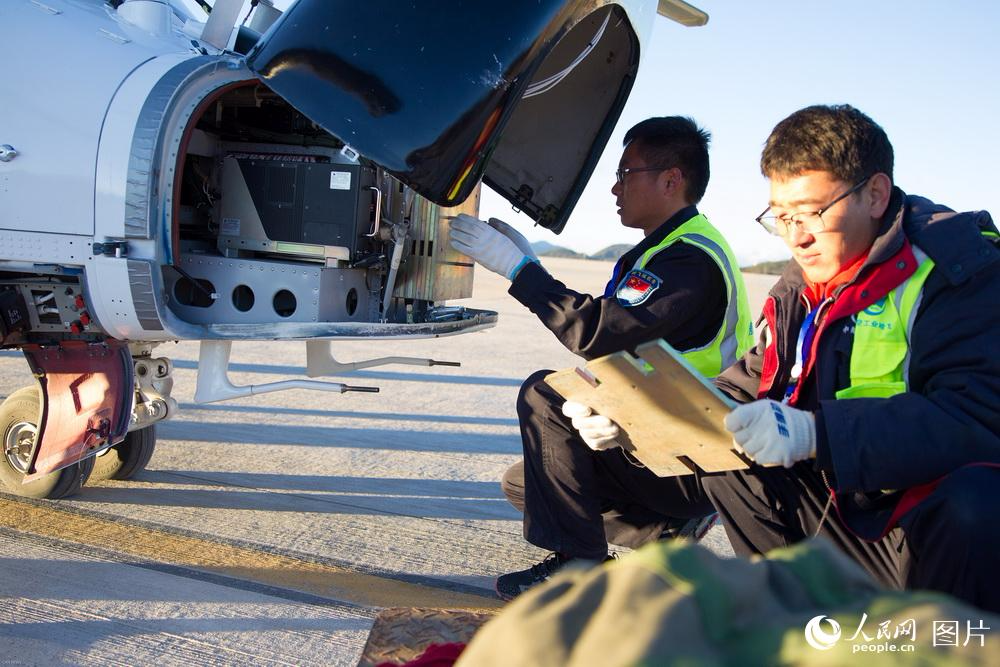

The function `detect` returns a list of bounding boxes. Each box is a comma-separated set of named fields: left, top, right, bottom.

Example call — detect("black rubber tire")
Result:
left=0, top=386, right=94, bottom=499
left=89, top=425, right=156, bottom=481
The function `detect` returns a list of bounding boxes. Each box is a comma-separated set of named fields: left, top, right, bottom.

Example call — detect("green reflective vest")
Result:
left=836, top=232, right=997, bottom=399
left=633, top=213, right=754, bottom=378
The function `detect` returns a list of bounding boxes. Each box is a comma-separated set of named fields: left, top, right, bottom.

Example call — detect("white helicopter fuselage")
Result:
left=4, top=0, right=491, bottom=344
left=0, top=0, right=704, bottom=494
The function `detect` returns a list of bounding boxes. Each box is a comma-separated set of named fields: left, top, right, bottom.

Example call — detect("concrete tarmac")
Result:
left=0, top=257, right=777, bottom=665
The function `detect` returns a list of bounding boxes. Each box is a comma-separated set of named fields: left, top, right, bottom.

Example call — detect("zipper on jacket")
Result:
left=767, top=296, right=792, bottom=398
left=815, top=469, right=836, bottom=537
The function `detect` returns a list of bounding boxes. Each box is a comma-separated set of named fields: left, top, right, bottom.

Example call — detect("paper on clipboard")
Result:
left=545, top=339, right=749, bottom=477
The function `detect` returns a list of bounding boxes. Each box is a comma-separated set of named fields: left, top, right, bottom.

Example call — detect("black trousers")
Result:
left=502, top=371, right=714, bottom=560
left=703, top=461, right=1000, bottom=613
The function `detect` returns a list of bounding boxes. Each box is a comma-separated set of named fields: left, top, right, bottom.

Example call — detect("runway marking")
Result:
left=0, top=495, right=503, bottom=611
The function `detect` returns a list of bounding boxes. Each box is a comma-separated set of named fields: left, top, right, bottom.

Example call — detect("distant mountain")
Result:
left=589, top=244, right=631, bottom=261
left=530, top=240, right=788, bottom=272
left=529, top=240, right=558, bottom=254
left=530, top=241, right=629, bottom=261
left=530, top=241, right=586, bottom=259
left=741, top=260, right=789, bottom=275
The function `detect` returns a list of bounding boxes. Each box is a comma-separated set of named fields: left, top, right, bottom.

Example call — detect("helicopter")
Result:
left=0, top=0, right=707, bottom=498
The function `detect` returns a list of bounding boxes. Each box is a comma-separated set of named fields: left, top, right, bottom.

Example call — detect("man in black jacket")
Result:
left=449, top=117, right=753, bottom=600
left=704, top=104, right=1000, bottom=612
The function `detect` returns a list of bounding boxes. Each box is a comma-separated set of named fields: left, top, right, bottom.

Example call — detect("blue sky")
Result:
left=479, top=0, right=1000, bottom=264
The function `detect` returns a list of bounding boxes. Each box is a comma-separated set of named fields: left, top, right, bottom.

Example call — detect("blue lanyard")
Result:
left=604, top=256, right=627, bottom=297
left=785, top=305, right=821, bottom=401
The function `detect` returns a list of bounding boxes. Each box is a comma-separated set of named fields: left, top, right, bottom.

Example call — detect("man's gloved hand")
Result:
left=487, top=218, right=538, bottom=262
left=562, top=400, right=621, bottom=451
left=724, top=399, right=816, bottom=468
left=449, top=214, right=534, bottom=280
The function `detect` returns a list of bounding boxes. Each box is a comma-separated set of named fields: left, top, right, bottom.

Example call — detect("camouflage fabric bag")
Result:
left=457, top=539, right=999, bottom=666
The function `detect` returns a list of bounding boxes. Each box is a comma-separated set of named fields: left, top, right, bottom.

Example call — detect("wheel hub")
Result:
left=4, top=420, right=38, bottom=474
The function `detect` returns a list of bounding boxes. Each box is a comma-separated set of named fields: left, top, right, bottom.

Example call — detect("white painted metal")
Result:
left=84, top=256, right=149, bottom=339
left=657, top=0, right=709, bottom=26
left=247, top=0, right=282, bottom=34
left=194, top=340, right=370, bottom=403
left=165, top=0, right=208, bottom=23
left=0, top=229, right=92, bottom=267
left=305, top=340, right=453, bottom=377
left=94, top=52, right=199, bottom=244
left=118, top=0, right=173, bottom=36
left=0, top=0, right=164, bottom=236
left=200, top=0, right=244, bottom=50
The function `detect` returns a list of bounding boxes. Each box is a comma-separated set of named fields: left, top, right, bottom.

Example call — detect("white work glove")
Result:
left=562, top=400, right=621, bottom=451
left=449, top=213, right=534, bottom=280
left=724, top=399, right=816, bottom=468
left=487, top=218, right=538, bottom=262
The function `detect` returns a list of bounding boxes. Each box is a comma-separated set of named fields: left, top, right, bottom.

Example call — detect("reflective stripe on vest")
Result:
left=632, top=213, right=754, bottom=378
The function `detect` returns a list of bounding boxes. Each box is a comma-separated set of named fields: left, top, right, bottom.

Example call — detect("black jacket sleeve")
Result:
left=507, top=243, right=727, bottom=361
left=714, top=320, right=768, bottom=403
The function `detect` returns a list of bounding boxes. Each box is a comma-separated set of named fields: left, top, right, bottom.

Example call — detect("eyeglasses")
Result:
left=615, top=166, right=669, bottom=184
left=755, top=176, right=871, bottom=237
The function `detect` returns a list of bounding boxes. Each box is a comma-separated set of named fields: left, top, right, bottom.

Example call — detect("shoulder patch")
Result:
left=615, top=269, right=662, bottom=307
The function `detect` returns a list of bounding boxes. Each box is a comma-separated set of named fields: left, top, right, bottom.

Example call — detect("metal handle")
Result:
left=0, top=145, right=18, bottom=162
left=364, top=186, right=382, bottom=238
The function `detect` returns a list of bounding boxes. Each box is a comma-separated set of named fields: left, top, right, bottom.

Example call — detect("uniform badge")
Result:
left=615, top=269, right=661, bottom=307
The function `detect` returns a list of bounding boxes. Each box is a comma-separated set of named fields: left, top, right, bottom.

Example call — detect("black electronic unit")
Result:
left=216, top=146, right=379, bottom=262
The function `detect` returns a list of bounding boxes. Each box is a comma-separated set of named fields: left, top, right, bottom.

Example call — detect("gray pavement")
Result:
left=0, top=258, right=777, bottom=665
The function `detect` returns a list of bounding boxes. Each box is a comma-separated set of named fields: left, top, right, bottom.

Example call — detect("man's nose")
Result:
left=611, top=179, right=622, bottom=197
left=785, top=224, right=813, bottom=246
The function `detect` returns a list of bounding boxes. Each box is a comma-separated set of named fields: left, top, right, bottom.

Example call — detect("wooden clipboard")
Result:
left=545, top=339, right=748, bottom=477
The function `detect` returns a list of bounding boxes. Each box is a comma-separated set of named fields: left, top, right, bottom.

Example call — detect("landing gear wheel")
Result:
left=1, top=386, right=94, bottom=499
left=89, top=425, right=156, bottom=481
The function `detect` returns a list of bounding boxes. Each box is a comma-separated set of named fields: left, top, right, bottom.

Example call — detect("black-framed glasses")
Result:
left=615, top=166, right=669, bottom=184
left=755, top=176, right=871, bottom=237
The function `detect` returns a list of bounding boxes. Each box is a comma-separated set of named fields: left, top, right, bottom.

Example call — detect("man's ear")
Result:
left=868, top=172, right=893, bottom=218
left=661, top=167, right=684, bottom=198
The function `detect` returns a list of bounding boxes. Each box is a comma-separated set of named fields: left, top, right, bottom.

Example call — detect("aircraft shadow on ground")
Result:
left=74, top=472, right=521, bottom=521
left=1, top=557, right=379, bottom=614
left=179, top=402, right=520, bottom=427
left=144, top=470, right=506, bottom=498
left=157, top=420, right=521, bottom=455
left=1, top=600, right=369, bottom=640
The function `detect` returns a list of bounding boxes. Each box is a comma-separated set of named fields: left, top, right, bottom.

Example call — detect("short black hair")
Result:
left=623, top=116, right=711, bottom=204
left=761, top=104, right=894, bottom=184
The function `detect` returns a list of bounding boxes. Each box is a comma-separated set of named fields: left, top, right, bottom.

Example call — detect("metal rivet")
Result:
left=952, top=263, right=963, bottom=273
left=896, top=261, right=906, bottom=269
left=861, top=290, right=869, bottom=298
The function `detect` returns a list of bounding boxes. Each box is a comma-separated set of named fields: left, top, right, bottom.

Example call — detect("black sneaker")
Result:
left=659, top=512, right=719, bottom=541
left=495, top=553, right=615, bottom=601
left=495, top=552, right=571, bottom=601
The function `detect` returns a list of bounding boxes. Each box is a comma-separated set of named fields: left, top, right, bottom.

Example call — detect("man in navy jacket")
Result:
left=704, top=104, right=1000, bottom=612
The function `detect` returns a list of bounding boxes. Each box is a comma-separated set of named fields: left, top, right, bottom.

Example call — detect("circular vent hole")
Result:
left=273, top=289, right=296, bottom=318
left=232, top=285, right=255, bottom=312
left=346, top=288, right=358, bottom=316
left=174, top=277, right=216, bottom=308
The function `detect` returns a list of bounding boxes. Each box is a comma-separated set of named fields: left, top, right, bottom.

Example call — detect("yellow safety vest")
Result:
left=632, top=213, right=754, bottom=378
left=836, top=232, right=998, bottom=399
